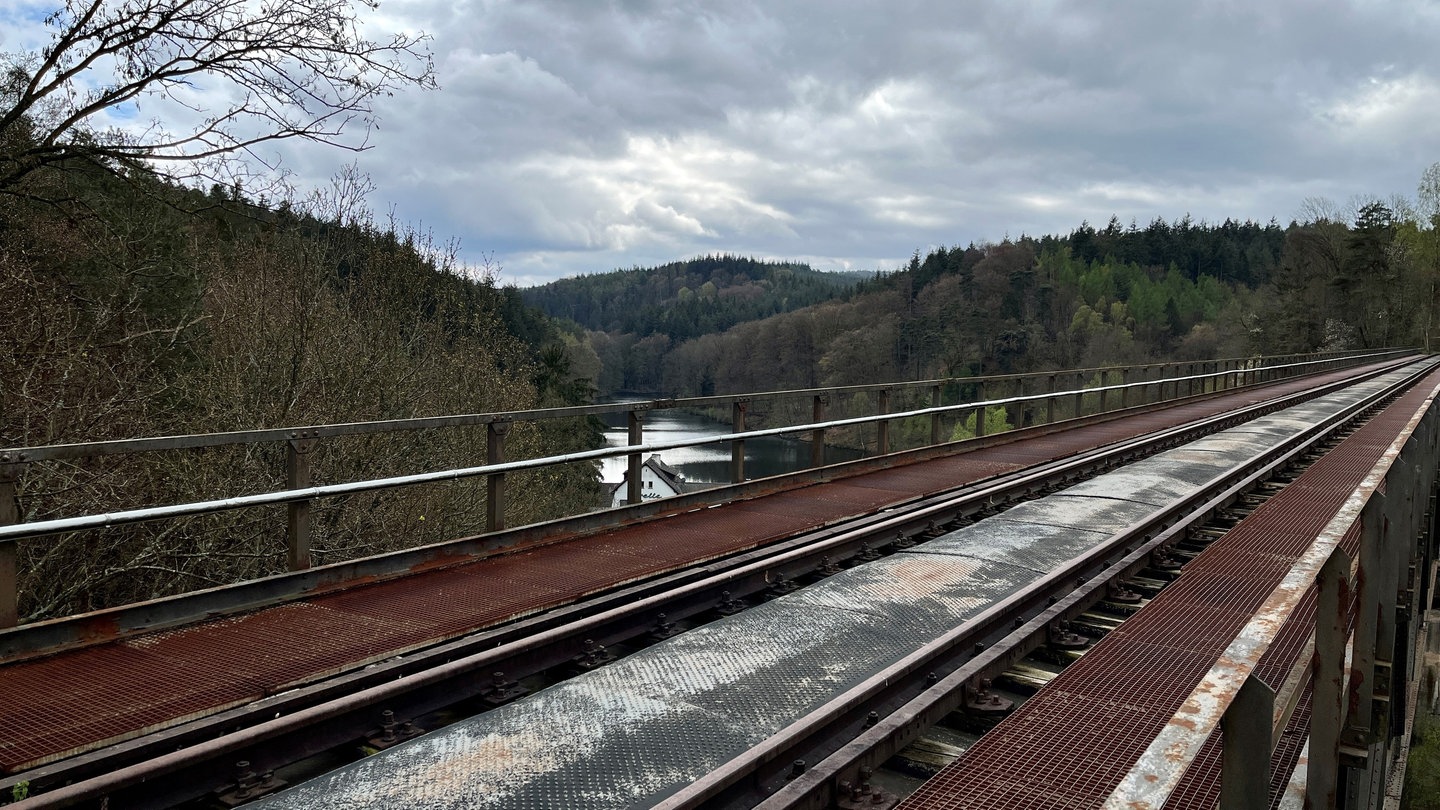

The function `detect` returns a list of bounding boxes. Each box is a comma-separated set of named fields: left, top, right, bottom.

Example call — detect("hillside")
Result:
left=1, top=161, right=600, bottom=620
left=522, top=255, right=861, bottom=342
left=556, top=185, right=1438, bottom=400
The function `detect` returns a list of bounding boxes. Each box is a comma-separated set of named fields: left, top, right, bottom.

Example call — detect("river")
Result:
left=596, top=407, right=863, bottom=487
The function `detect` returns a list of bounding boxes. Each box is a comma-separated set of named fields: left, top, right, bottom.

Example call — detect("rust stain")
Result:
left=74, top=614, right=121, bottom=645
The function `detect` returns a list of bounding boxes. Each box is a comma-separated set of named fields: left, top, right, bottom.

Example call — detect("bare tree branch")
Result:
left=1, top=0, right=436, bottom=195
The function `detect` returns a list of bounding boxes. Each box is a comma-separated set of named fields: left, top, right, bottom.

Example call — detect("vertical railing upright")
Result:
left=973, top=381, right=987, bottom=437
left=1219, top=677, right=1275, bottom=810
left=1046, top=374, right=1058, bottom=424
left=0, top=460, right=20, bottom=628
left=285, top=431, right=318, bottom=570
left=1310, top=549, right=1350, bottom=809
left=811, top=395, right=828, bottom=468
left=626, top=411, right=644, bottom=505
left=731, top=400, right=748, bottom=482
left=876, top=389, right=891, bottom=455
left=486, top=420, right=511, bottom=532
left=930, top=385, right=943, bottom=445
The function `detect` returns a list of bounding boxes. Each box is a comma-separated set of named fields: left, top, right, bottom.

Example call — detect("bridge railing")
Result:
left=1101, top=361, right=1440, bottom=809
left=0, top=348, right=1409, bottom=628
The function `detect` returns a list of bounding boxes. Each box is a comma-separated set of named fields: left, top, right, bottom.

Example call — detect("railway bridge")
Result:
left=2, top=349, right=1438, bottom=809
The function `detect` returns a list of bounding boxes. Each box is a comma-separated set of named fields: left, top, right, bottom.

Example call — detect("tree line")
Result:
left=528, top=166, right=1440, bottom=402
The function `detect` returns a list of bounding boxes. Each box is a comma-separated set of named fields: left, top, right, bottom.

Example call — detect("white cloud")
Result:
left=1322, top=74, right=1440, bottom=140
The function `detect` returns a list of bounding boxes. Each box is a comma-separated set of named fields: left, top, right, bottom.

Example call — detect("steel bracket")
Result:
left=214, top=761, right=286, bottom=807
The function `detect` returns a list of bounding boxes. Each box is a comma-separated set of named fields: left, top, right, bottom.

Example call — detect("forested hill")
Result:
left=521, top=256, right=861, bottom=342
left=550, top=176, right=1439, bottom=399
left=2, top=159, right=600, bottom=618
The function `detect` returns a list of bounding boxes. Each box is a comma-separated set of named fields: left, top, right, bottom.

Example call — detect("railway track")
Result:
left=649, top=360, right=1439, bottom=810
left=3, top=357, right=1426, bottom=809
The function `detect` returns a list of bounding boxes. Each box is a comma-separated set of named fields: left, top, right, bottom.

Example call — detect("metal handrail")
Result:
left=0, top=349, right=1387, bottom=464
left=0, top=348, right=1413, bottom=628
left=0, top=351, right=1410, bottom=544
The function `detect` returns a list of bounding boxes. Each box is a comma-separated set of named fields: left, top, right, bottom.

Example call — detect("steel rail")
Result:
left=0, top=352, right=1410, bottom=545
left=0, top=351, right=1391, bottom=464
left=5, top=361, right=1422, bottom=808
left=651, top=359, right=1439, bottom=810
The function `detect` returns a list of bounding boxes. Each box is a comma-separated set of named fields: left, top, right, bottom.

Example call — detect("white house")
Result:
left=603, top=454, right=708, bottom=507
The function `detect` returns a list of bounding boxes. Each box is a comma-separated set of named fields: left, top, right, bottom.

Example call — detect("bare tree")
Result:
left=0, top=0, right=435, bottom=195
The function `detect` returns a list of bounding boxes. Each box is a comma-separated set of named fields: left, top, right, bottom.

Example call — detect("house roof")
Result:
left=604, top=454, right=717, bottom=503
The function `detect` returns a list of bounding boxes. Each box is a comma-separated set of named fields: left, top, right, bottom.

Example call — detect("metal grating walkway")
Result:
left=0, top=364, right=1398, bottom=774
left=896, top=365, right=1440, bottom=810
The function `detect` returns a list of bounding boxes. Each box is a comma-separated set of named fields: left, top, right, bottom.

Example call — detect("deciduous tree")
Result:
left=0, top=0, right=435, bottom=196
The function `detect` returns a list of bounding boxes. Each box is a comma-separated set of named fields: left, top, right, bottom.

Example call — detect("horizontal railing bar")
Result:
left=0, top=350, right=1401, bottom=464
left=0, top=352, right=1411, bottom=545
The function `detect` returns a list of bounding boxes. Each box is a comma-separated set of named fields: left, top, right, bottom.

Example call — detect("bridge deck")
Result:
left=0, top=363, right=1395, bottom=775
left=895, top=365, right=1440, bottom=810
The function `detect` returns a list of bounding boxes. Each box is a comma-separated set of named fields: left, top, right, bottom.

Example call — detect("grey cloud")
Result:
left=16, top=0, right=1435, bottom=283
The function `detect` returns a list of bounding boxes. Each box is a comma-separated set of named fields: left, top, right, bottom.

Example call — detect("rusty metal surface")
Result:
left=896, top=364, right=1439, bottom=810
left=0, top=362, right=1405, bottom=777
left=1159, top=686, right=1315, bottom=810
left=248, top=368, right=1425, bottom=810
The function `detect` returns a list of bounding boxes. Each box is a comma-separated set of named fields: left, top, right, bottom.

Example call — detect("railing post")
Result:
left=1046, top=374, right=1056, bottom=424
left=731, top=400, right=748, bottom=483
left=1372, top=472, right=1405, bottom=740
left=1121, top=368, right=1131, bottom=408
left=0, top=462, right=22, bottom=628
left=1221, top=676, right=1275, bottom=810
left=974, top=382, right=987, bottom=437
left=877, top=389, right=891, bottom=455
left=1018, top=378, right=1032, bottom=427
left=626, top=411, right=644, bottom=505
left=1073, top=372, right=1084, bottom=418
left=285, top=432, right=318, bottom=571
left=485, top=421, right=511, bottom=531
left=1347, top=492, right=1386, bottom=745
left=811, top=394, right=828, bottom=467
left=1311, top=548, right=1351, bottom=810
left=930, top=385, right=943, bottom=445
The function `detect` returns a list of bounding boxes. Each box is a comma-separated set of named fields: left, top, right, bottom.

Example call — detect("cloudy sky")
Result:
left=8, top=0, right=1440, bottom=286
